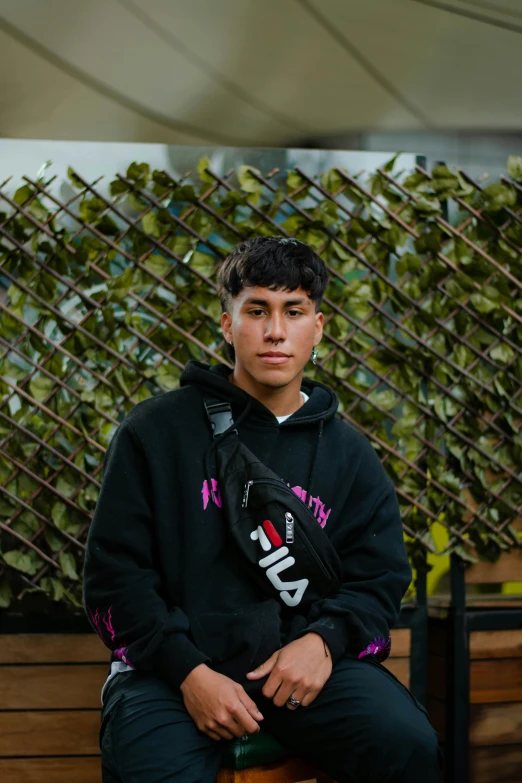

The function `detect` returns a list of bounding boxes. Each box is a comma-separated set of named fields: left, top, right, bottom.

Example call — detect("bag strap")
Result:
left=203, top=396, right=236, bottom=439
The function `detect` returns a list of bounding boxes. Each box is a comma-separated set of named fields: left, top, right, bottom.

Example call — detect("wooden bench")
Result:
left=0, top=627, right=412, bottom=782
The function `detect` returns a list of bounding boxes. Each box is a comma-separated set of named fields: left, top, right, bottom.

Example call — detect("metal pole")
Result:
left=409, top=563, right=428, bottom=706
left=447, top=554, right=470, bottom=783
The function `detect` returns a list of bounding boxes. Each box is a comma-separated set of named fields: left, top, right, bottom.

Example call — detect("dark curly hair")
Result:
left=217, top=236, right=328, bottom=314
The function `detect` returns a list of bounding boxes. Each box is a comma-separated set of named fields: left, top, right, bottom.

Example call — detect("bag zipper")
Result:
left=242, top=479, right=255, bottom=507
left=242, top=477, right=332, bottom=581
left=285, top=512, right=294, bottom=544
left=243, top=476, right=311, bottom=510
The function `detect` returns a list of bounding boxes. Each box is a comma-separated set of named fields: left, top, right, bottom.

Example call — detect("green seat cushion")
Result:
left=221, top=729, right=291, bottom=770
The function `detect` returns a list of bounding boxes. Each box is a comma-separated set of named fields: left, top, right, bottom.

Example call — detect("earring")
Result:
left=311, top=347, right=318, bottom=365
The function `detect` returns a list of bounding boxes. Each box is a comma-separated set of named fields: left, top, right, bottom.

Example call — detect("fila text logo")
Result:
left=250, top=519, right=309, bottom=607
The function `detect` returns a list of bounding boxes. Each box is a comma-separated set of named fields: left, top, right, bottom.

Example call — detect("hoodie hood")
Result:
left=180, top=360, right=339, bottom=428
left=180, top=360, right=339, bottom=515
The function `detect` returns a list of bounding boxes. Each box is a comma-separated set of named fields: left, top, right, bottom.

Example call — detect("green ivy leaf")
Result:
left=40, top=576, right=65, bottom=602
left=238, top=165, right=263, bottom=196
left=79, top=197, right=106, bottom=224
left=392, top=414, right=418, bottom=438
left=51, top=501, right=68, bottom=530
left=383, top=152, right=403, bottom=173
left=12, top=510, right=39, bottom=539
left=152, top=169, right=173, bottom=198
left=95, top=386, right=115, bottom=410
left=59, top=551, right=79, bottom=581
left=167, top=234, right=192, bottom=258
left=3, top=358, right=28, bottom=382
left=190, top=251, right=216, bottom=278
left=451, top=544, right=479, bottom=564
left=157, top=363, right=180, bottom=391
left=172, top=184, right=197, bottom=204
left=470, top=293, right=499, bottom=314
left=67, top=167, right=84, bottom=190
left=197, top=157, right=214, bottom=184
left=45, top=527, right=65, bottom=553
left=506, top=155, right=522, bottom=182
left=367, top=389, right=399, bottom=411
left=412, top=196, right=441, bottom=215
left=13, top=185, right=34, bottom=206
left=3, top=550, right=37, bottom=575
left=107, top=266, right=144, bottom=302
left=0, top=497, right=16, bottom=517
left=414, top=225, right=442, bottom=255
left=490, top=343, right=515, bottom=364
left=55, top=474, right=77, bottom=499
left=133, top=384, right=152, bottom=403
left=29, top=375, right=55, bottom=402
left=0, top=576, right=13, bottom=608
left=438, top=471, right=461, bottom=493
left=80, top=390, right=95, bottom=404
left=320, top=169, right=344, bottom=193
left=127, top=191, right=149, bottom=211
left=403, top=171, right=430, bottom=194
left=95, top=214, right=119, bottom=236
left=142, top=211, right=162, bottom=238
left=453, top=344, right=473, bottom=368
left=109, top=178, right=130, bottom=197
left=144, top=254, right=170, bottom=277
left=287, top=170, right=307, bottom=192
left=396, top=252, right=422, bottom=276
left=126, top=162, right=151, bottom=187
left=481, top=183, right=516, bottom=213
left=433, top=396, right=447, bottom=422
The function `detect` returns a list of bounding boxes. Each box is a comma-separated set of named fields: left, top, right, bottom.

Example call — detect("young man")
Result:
left=83, top=236, right=442, bottom=782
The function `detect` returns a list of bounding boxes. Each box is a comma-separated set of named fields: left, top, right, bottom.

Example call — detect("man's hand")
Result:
left=180, top=664, right=264, bottom=741
left=246, top=632, right=332, bottom=709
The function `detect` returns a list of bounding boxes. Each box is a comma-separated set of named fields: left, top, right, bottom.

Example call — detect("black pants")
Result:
left=100, top=656, right=443, bottom=783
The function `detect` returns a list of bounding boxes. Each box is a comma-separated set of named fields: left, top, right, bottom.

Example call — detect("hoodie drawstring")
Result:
left=306, top=418, right=324, bottom=502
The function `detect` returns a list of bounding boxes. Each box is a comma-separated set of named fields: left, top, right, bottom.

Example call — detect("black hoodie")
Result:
left=83, top=360, right=412, bottom=695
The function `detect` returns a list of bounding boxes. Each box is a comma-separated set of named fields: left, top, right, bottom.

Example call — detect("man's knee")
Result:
left=402, top=716, right=440, bottom=760
left=354, top=709, right=441, bottom=782
left=378, top=712, right=441, bottom=781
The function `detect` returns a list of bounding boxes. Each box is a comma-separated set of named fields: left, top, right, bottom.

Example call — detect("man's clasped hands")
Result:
left=180, top=632, right=332, bottom=741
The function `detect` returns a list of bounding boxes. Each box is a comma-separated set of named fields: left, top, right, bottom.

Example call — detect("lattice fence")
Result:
left=0, top=153, right=521, bottom=609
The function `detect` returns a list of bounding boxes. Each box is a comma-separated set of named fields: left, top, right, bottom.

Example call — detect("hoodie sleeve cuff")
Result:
left=298, top=616, right=349, bottom=665
left=153, top=632, right=211, bottom=690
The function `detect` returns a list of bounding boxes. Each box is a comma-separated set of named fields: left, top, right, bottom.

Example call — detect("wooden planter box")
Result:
left=0, top=623, right=411, bottom=783
left=428, top=618, right=522, bottom=783
left=0, top=628, right=107, bottom=783
left=427, top=549, right=522, bottom=783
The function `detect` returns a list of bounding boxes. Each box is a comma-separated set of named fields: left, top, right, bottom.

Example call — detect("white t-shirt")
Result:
left=275, top=390, right=309, bottom=423
left=100, top=390, right=310, bottom=704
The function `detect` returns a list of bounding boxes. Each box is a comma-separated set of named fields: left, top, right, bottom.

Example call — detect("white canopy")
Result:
left=0, top=0, right=521, bottom=147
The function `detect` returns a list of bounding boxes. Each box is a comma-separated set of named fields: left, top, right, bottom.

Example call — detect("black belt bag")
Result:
left=204, top=398, right=343, bottom=610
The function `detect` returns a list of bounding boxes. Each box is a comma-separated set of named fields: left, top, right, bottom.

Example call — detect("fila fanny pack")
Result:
left=203, top=398, right=343, bottom=610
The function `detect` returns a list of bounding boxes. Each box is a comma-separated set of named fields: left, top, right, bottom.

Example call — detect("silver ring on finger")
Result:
left=287, top=695, right=301, bottom=708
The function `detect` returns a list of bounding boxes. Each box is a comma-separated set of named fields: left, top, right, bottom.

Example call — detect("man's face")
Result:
left=221, top=285, right=323, bottom=388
